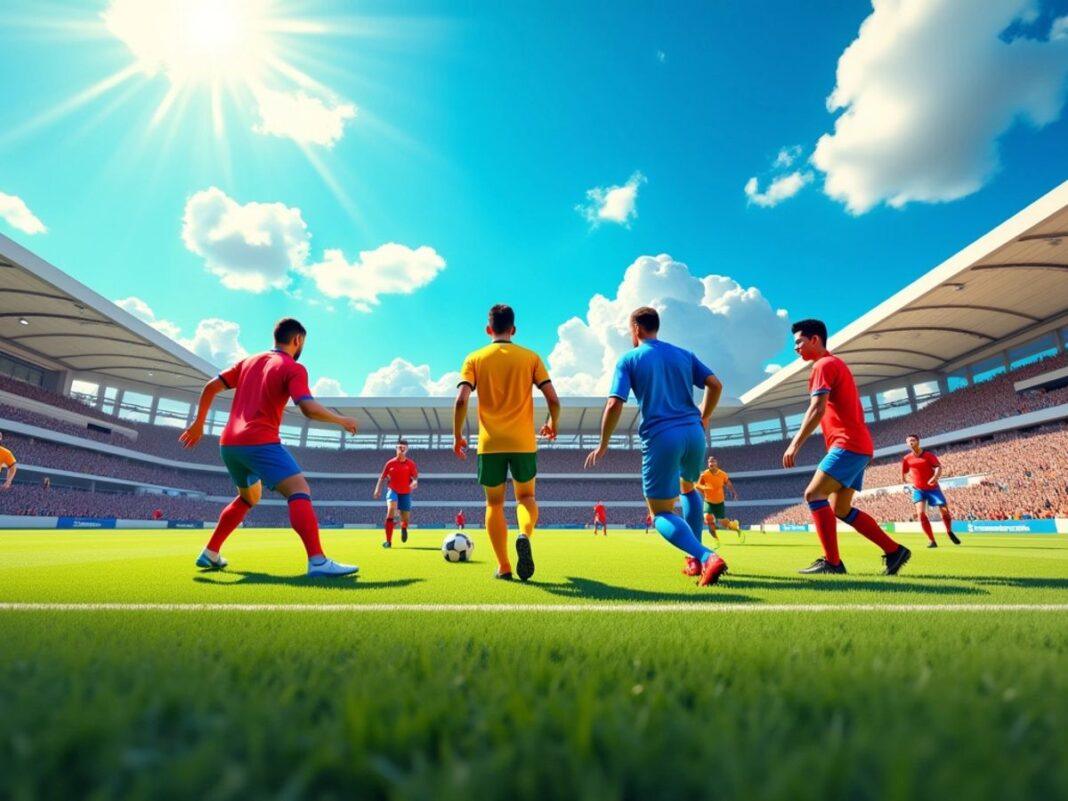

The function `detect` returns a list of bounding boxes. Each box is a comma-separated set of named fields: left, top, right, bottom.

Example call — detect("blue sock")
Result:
left=680, top=489, right=704, bottom=545
left=653, top=512, right=713, bottom=562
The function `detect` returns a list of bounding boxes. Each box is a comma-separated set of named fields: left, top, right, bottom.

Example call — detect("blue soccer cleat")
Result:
left=195, top=551, right=227, bottom=570
left=307, top=557, right=359, bottom=578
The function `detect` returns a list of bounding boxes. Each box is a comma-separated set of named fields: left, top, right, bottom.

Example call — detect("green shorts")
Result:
left=704, top=501, right=727, bottom=519
left=477, top=452, right=537, bottom=487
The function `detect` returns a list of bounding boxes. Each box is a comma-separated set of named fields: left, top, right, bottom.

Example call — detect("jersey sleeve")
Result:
left=287, top=363, right=313, bottom=404
left=926, top=452, right=941, bottom=467
left=532, top=355, right=551, bottom=388
left=459, top=353, right=477, bottom=389
left=609, top=355, right=632, bottom=401
left=690, top=352, right=715, bottom=388
left=809, top=358, right=834, bottom=395
left=217, top=359, right=243, bottom=390
left=0, top=449, right=14, bottom=467
left=409, top=460, right=419, bottom=479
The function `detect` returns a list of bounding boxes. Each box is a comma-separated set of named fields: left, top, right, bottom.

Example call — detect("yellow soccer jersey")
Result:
left=0, top=446, right=15, bottom=468
left=698, top=469, right=729, bottom=503
left=459, top=341, right=551, bottom=454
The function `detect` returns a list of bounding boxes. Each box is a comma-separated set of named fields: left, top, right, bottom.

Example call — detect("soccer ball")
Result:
left=442, top=532, right=474, bottom=562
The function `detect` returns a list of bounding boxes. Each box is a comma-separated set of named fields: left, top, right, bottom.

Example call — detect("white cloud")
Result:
left=547, top=254, right=789, bottom=397
left=302, top=243, right=447, bottom=310
left=360, top=358, right=460, bottom=397
left=772, top=145, right=802, bottom=169
left=253, top=88, right=357, bottom=148
left=577, top=172, right=646, bottom=227
left=764, top=363, right=783, bottom=375
left=116, top=296, right=248, bottom=367
left=182, top=187, right=310, bottom=293
left=812, top=0, right=1068, bottom=214
left=744, top=170, right=814, bottom=208
left=311, top=376, right=346, bottom=397
left=0, top=192, right=47, bottom=235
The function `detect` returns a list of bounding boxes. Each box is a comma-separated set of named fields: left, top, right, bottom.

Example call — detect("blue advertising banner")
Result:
left=956, top=519, right=1059, bottom=534
left=57, top=516, right=116, bottom=529
left=780, top=524, right=810, bottom=532
left=167, top=520, right=205, bottom=529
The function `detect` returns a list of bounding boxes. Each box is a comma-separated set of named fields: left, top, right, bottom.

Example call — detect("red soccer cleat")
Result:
left=682, top=556, right=701, bottom=576
left=698, top=553, right=728, bottom=587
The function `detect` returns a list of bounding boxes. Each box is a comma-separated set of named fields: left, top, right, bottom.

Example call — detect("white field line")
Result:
left=0, top=603, right=1066, bottom=613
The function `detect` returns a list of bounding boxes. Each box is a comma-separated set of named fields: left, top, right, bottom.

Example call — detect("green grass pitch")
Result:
left=1, top=527, right=1066, bottom=800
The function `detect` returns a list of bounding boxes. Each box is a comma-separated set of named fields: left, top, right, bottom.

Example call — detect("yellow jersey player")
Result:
left=0, top=432, right=16, bottom=491
left=452, top=304, right=561, bottom=581
left=696, top=456, right=742, bottom=542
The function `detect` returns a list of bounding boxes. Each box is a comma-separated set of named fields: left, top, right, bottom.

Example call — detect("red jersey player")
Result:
left=373, top=439, right=419, bottom=547
left=592, top=501, right=608, bottom=536
left=902, top=434, right=960, bottom=547
left=180, top=318, right=360, bottom=577
left=782, top=319, right=911, bottom=575
left=455, top=510, right=466, bottom=530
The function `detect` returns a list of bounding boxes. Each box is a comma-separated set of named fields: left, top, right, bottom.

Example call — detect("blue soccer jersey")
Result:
left=609, top=339, right=715, bottom=441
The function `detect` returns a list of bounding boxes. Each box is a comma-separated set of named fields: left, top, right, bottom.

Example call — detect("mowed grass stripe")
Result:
left=1, top=602, right=1066, bottom=612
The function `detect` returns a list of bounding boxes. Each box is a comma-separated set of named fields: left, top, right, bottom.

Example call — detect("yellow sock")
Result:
left=516, top=496, right=538, bottom=538
left=485, top=503, right=510, bottom=573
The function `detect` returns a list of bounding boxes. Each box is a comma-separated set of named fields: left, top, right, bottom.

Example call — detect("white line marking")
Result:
left=0, top=603, right=1065, bottom=613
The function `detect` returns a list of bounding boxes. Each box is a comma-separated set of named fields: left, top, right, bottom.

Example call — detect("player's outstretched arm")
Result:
left=699, top=374, right=723, bottom=428
left=727, top=477, right=739, bottom=500
left=585, top=397, right=624, bottom=468
left=538, top=381, right=561, bottom=440
left=1, top=463, right=15, bottom=490
left=297, top=399, right=358, bottom=434
left=180, top=377, right=227, bottom=448
left=782, top=393, right=827, bottom=468
left=453, top=384, right=472, bottom=459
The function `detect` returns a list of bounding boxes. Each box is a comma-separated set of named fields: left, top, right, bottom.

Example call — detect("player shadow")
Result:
left=911, top=574, right=1068, bottom=591
left=722, top=573, right=989, bottom=596
left=531, top=576, right=759, bottom=604
left=193, top=571, right=425, bottom=591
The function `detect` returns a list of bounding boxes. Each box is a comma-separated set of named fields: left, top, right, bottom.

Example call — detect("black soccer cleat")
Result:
left=948, top=531, right=961, bottom=545
left=798, top=557, right=847, bottom=574
left=401, top=527, right=408, bottom=543
left=927, top=541, right=938, bottom=549
left=494, top=569, right=513, bottom=581
left=515, top=535, right=535, bottom=582
left=882, top=545, right=912, bottom=576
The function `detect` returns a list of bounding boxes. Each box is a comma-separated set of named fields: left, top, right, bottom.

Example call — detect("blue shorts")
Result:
left=641, top=423, right=706, bottom=500
left=817, top=447, right=870, bottom=492
left=912, top=487, right=948, bottom=506
left=220, top=444, right=302, bottom=491
left=386, top=489, right=412, bottom=512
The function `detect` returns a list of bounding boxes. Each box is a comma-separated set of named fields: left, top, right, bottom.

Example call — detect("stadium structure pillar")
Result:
left=906, top=384, right=918, bottom=414
left=113, top=389, right=125, bottom=417
left=147, top=395, right=160, bottom=425
left=299, top=420, right=309, bottom=448
left=742, top=421, right=751, bottom=445
left=937, top=376, right=950, bottom=396
left=778, top=413, right=788, bottom=440
left=1054, top=328, right=1065, bottom=353
left=868, top=393, right=881, bottom=421
left=94, top=383, right=106, bottom=410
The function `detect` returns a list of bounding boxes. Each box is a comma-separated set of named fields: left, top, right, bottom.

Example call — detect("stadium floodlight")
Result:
left=17, top=318, right=29, bottom=325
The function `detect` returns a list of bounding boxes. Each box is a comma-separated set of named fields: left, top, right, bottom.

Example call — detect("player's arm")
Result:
left=179, top=376, right=228, bottom=448
left=453, top=383, right=473, bottom=459
left=782, top=393, right=827, bottom=468
left=297, top=399, right=358, bottom=434
left=538, top=381, right=561, bottom=441
left=930, top=464, right=942, bottom=486
left=373, top=465, right=387, bottom=499
left=410, top=462, right=419, bottom=492
left=1, top=461, right=15, bottom=490
left=726, top=477, right=739, bottom=500
left=698, top=374, right=723, bottom=428
left=585, top=396, right=624, bottom=468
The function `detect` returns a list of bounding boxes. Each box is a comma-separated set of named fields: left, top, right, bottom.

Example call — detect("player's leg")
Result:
left=679, top=477, right=704, bottom=548
left=833, top=480, right=910, bottom=575
left=800, top=468, right=846, bottom=572
left=383, top=496, right=397, bottom=547
left=915, top=498, right=935, bottom=545
left=200, top=479, right=260, bottom=569
left=478, top=453, right=512, bottom=578
left=276, top=471, right=358, bottom=577
left=511, top=455, right=538, bottom=581
left=399, top=496, right=411, bottom=543
left=682, top=428, right=727, bottom=586
left=703, top=508, right=720, bottom=545
left=933, top=492, right=960, bottom=543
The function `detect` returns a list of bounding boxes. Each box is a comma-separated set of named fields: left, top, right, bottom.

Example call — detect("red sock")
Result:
left=384, top=517, right=394, bottom=544
left=287, top=494, right=323, bottom=559
left=919, top=515, right=934, bottom=542
left=842, top=508, right=898, bottom=554
left=940, top=510, right=953, bottom=535
left=207, top=496, right=251, bottom=552
left=808, top=500, right=840, bottom=565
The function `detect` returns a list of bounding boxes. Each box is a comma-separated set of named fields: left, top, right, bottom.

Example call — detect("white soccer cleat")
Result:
left=195, top=550, right=227, bottom=570
left=307, top=557, right=359, bottom=578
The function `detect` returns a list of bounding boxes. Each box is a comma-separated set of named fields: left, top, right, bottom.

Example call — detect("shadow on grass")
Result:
left=530, top=576, right=759, bottom=604
left=194, top=571, right=425, bottom=592
left=910, top=574, right=1068, bottom=590
left=722, top=573, right=989, bottom=596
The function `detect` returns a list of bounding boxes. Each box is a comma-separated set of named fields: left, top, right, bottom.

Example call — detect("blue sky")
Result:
left=1, top=0, right=1067, bottom=398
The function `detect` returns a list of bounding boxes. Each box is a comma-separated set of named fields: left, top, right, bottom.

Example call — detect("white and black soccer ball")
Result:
left=442, top=532, right=474, bottom=562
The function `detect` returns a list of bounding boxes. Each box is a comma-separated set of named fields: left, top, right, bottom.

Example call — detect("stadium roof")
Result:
left=0, top=232, right=215, bottom=393
left=740, top=180, right=1068, bottom=418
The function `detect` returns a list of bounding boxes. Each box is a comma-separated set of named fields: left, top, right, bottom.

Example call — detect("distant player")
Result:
left=455, top=510, right=466, bottom=530
left=592, top=501, right=608, bottom=535
left=373, top=439, right=419, bottom=548
left=902, top=434, right=960, bottom=548
left=644, top=511, right=653, bottom=533
left=782, top=319, right=911, bottom=575
left=0, top=433, right=17, bottom=491
left=585, top=306, right=728, bottom=587
left=453, top=304, right=561, bottom=581
left=696, top=456, right=743, bottom=543
left=180, top=318, right=360, bottom=577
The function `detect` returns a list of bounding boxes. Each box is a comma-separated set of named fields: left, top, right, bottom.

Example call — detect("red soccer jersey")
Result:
left=456, top=512, right=465, bottom=525
left=594, top=503, right=606, bottom=521
left=381, top=458, right=419, bottom=493
left=902, top=450, right=940, bottom=489
left=808, top=354, right=874, bottom=456
left=218, top=350, right=313, bottom=447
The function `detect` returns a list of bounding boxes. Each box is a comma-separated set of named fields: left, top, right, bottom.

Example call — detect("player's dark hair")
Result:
left=791, top=318, right=828, bottom=346
left=274, top=317, right=307, bottom=345
left=488, top=304, right=515, bottom=334
left=906, top=433, right=920, bottom=441
left=397, top=438, right=408, bottom=447
left=630, top=306, right=660, bottom=333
